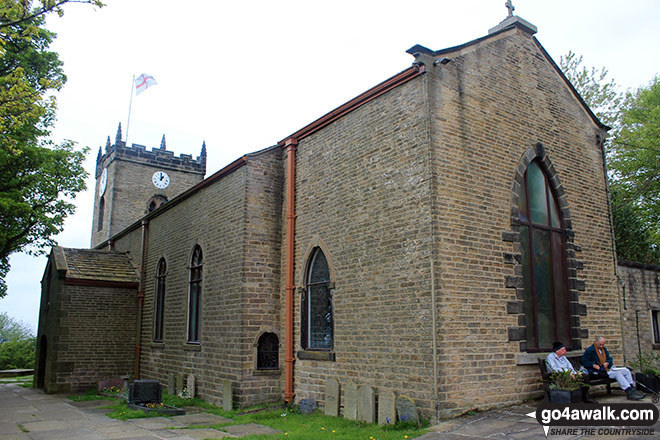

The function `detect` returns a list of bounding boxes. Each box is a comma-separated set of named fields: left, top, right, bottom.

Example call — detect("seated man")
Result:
left=582, top=336, right=644, bottom=400
left=546, top=341, right=596, bottom=403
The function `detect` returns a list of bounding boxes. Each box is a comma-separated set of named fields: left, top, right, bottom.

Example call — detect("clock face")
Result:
left=152, top=171, right=170, bottom=189
left=99, top=168, right=108, bottom=196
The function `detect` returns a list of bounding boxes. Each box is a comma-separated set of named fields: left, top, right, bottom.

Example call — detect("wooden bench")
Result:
left=538, top=355, right=615, bottom=397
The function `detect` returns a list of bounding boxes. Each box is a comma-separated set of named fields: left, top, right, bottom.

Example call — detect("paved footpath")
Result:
left=419, top=391, right=660, bottom=440
left=2, top=383, right=660, bottom=439
left=0, top=383, right=278, bottom=439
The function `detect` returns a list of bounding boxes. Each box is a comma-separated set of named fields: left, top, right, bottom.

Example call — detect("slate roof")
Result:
left=59, top=247, right=138, bottom=284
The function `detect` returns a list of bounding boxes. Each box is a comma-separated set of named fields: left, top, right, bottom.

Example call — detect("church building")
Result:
left=36, top=12, right=634, bottom=420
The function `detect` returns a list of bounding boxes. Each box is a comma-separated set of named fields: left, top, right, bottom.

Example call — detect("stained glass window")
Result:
left=302, top=248, right=333, bottom=350
left=154, top=258, right=166, bottom=342
left=257, top=333, right=279, bottom=370
left=188, top=246, right=203, bottom=343
left=518, top=161, right=570, bottom=351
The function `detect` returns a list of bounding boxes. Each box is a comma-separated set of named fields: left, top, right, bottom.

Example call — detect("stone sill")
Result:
left=151, top=342, right=164, bottom=349
left=253, top=369, right=282, bottom=376
left=516, top=350, right=584, bottom=365
left=183, top=343, right=201, bottom=352
left=653, top=344, right=660, bottom=350
left=297, top=350, right=336, bottom=361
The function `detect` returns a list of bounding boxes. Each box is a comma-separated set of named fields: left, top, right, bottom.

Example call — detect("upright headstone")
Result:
left=168, top=373, right=176, bottom=394
left=299, top=398, right=317, bottom=414
left=395, top=395, right=420, bottom=427
left=357, top=385, right=376, bottom=423
left=187, top=374, right=196, bottom=398
left=324, top=379, right=340, bottom=417
left=378, top=390, right=396, bottom=425
left=128, top=380, right=162, bottom=405
left=176, top=373, right=184, bottom=395
left=344, top=382, right=358, bottom=420
left=222, top=379, right=233, bottom=411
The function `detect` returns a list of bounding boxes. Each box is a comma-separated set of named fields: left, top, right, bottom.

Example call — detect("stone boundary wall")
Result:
left=618, top=261, right=660, bottom=363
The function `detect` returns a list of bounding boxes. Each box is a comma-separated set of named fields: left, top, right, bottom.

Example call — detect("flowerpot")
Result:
left=549, top=389, right=582, bottom=403
left=635, top=373, right=660, bottom=393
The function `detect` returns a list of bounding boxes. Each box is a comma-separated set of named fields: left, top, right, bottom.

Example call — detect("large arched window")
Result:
left=302, top=248, right=333, bottom=350
left=518, top=160, right=570, bottom=351
left=187, top=246, right=203, bottom=343
left=153, top=258, right=166, bottom=342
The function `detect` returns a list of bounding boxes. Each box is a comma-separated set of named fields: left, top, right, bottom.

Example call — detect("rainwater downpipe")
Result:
left=284, top=138, right=298, bottom=403
left=135, top=218, right=149, bottom=379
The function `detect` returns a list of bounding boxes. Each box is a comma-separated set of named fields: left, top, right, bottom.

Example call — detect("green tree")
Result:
left=560, top=51, right=623, bottom=129
left=609, top=77, right=660, bottom=256
left=0, top=312, right=35, bottom=369
left=0, top=1, right=102, bottom=298
left=0, top=312, right=33, bottom=342
left=561, top=53, right=660, bottom=265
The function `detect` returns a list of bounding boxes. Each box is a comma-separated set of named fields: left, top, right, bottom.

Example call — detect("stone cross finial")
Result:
left=505, top=0, right=515, bottom=17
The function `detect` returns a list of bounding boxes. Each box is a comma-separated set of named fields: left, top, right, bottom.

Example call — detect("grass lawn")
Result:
left=69, top=388, right=429, bottom=439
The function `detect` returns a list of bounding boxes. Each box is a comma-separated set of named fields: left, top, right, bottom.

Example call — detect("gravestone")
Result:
left=299, top=398, right=317, bottom=414
left=187, top=374, right=196, bottom=398
left=378, top=390, right=396, bottom=425
left=357, top=385, right=375, bottom=423
left=176, top=373, right=184, bottom=395
left=168, top=373, right=176, bottom=394
left=324, top=379, right=340, bottom=417
left=222, top=379, right=233, bottom=411
left=395, top=395, right=419, bottom=427
left=344, top=382, right=357, bottom=420
left=128, top=380, right=162, bottom=405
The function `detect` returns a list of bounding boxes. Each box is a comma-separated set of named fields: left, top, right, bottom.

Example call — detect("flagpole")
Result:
left=125, top=74, right=135, bottom=144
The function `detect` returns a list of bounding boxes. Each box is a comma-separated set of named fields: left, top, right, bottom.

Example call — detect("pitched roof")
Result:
left=55, top=247, right=138, bottom=286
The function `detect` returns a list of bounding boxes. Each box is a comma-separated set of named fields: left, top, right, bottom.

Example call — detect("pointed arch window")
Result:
left=518, top=160, right=570, bottom=352
left=153, top=258, right=166, bottom=342
left=187, top=246, right=203, bottom=343
left=97, top=196, right=105, bottom=231
left=302, top=248, right=333, bottom=350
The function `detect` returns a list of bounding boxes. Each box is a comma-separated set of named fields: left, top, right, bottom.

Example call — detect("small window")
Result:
left=97, top=196, right=105, bottom=231
left=652, top=310, right=660, bottom=344
left=257, top=333, right=279, bottom=370
left=302, top=248, right=333, bottom=350
left=153, top=258, right=166, bottom=342
left=187, top=246, right=203, bottom=343
left=148, top=195, right=168, bottom=212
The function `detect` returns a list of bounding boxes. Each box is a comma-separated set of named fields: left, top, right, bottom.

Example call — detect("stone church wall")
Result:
left=618, top=262, right=660, bottom=363
left=287, top=75, right=437, bottom=417
left=38, top=278, right=137, bottom=393
left=111, top=146, right=283, bottom=407
left=428, top=27, right=619, bottom=417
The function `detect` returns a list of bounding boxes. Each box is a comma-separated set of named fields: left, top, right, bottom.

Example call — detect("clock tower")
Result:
left=91, top=124, right=206, bottom=248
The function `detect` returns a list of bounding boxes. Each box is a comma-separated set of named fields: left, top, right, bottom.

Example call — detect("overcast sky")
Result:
left=3, top=0, right=660, bottom=332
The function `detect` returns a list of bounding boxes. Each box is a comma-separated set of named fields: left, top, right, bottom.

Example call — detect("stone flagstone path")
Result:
left=0, top=383, right=279, bottom=440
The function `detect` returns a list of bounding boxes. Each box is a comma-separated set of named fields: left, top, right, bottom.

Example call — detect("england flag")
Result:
left=135, top=74, right=157, bottom=95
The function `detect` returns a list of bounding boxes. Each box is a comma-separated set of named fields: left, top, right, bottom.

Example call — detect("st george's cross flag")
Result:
left=135, top=74, right=157, bottom=95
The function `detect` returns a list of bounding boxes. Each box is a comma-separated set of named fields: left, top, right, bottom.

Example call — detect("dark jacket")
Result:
left=582, top=344, right=613, bottom=373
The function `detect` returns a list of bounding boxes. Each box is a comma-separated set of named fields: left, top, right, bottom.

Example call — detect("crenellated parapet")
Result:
left=95, top=123, right=206, bottom=177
